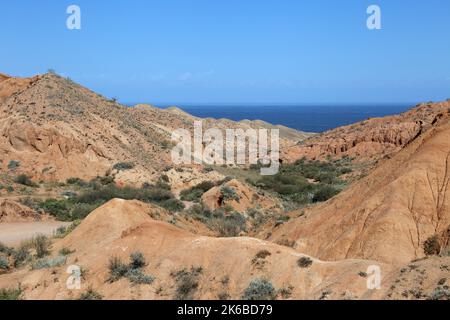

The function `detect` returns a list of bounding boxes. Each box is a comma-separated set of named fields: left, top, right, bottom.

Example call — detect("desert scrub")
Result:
left=0, top=256, right=9, bottom=271
left=113, top=162, right=135, bottom=171
left=58, top=247, right=75, bottom=256
left=32, top=255, right=67, bottom=270
left=171, top=266, right=203, bottom=300
left=12, top=246, right=31, bottom=268
left=220, top=186, right=240, bottom=202
left=0, top=286, right=22, bottom=300
left=297, top=257, right=313, bottom=268
left=31, top=234, right=51, bottom=258
left=14, top=174, right=38, bottom=187
left=107, top=252, right=154, bottom=285
left=423, top=235, right=440, bottom=256
left=107, top=257, right=129, bottom=282
left=242, top=278, right=277, bottom=300
left=252, top=250, right=271, bottom=269
left=40, top=183, right=185, bottom=221
left=79, top=287, right=103, bottom=300
left=429, top=286, right=450, bottom=300
left=180, top=181, right=216, bottom=202
left=7, top=160, right=20, bottom=170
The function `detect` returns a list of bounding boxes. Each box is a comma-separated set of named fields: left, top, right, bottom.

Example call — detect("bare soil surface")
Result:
left=0, top=221, right=70, bottom=246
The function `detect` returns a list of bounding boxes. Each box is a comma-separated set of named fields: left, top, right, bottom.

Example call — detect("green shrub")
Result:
left=429, top=287, right=450, bottom=300
left=208, top=211, right=246, bottom=237
left=108, top=253, right=154, bottom=285
left=242, top=278, right=276, bottom=300
left=0, top=257, right=9, bottom=270
left=0, top=286, right=22, bottom=300
left=171, top=267, right=203, bottom=300
left=297, top=257, right=313, bottom=268
left=180, top=181, right=216, bottom=202
left=129, top=252, right=146, bottom=269
left=14, top=174, right=37, bottom=187
left=0, top=242, right=13, bottom=255
left=126, top=269, right=155, bottom=285
left=58, top=247, right=75, bottom=256
left=32, top=255, right=67, bottom=270
left=31, top=234, right=51, bottom=258
left=107, top=257, right=129, bottom=282
left=113, top=162, right=135, bottom=171
left=79, top=288, right=103, bottom=300
left=312, top=185, right=339, bottom=203
left=160, top=198, right=185, bottom=212
left=220, top=186, right=240, bottom=202
left=66, top=177, right=88, bottom=186
left=424, top=235, right=440, bottom=256
left=39, top=199, right=71, bottom=221
left=13, top=246, right=30, bottom=268
left=7, top=160, right=20, bottom=170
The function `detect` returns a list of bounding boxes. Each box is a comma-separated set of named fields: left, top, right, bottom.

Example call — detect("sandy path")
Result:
left=0, top=222, right=70, bottom=246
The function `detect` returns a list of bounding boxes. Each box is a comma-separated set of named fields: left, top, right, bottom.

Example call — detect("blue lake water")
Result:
left=159, top=104, right=414, bottom=133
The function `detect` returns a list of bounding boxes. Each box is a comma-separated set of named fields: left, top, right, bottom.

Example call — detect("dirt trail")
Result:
left=0, top=222, right=70, bottom=246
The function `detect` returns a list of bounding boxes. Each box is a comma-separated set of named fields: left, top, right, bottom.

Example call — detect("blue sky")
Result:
left=1, top=0, right=449, bottom=104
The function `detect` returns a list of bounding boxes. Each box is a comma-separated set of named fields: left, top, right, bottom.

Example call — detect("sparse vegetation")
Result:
left=180, top=181, right=215, bottom=202
left=429, top=286, right=450, bottom=300
left=113, top=162, right=135, bottom=171
left=39, top=182, right=184, bottom=221
left=278, top=285, right=294, bottom=299
left=14, top=174, right=37, bottom=187
left=220, top=186, right=240, bottom=202
left=0, top=257, right=9, bottom=271
left=252, top=250, right=271, bottom=269
left=242, top=278, right=277, bottom=300
left=423, top=235, right=440, bottom=256
left=79, top=288, right=103, bottom=300
left=107, top=252, right=154, bottom=285
left=253, top=158, right=351, bottom=209
left=297, top=257, right=313, bottom=268
left=185, top=205, right=247, bottom=237
left=31, top=234, right=51, bottom=258
left=0, top=286, right=22, bottom=300
left=7, top=160, right=20, bottom=170
left=171, top=266, right=203, bottom=300
left=32, top=255, right=67, bottom=270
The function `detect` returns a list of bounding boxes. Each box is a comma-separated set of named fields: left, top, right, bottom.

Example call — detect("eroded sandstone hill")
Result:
left=281, top=100, right=450, bottom=164
left=0, top=72, right=311, bottom=185
left=269, top=107, right=450, bottom=265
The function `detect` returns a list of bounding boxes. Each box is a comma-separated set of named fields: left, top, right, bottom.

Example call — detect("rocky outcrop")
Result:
left=270, top=112, right=450, bottom=265
left=0, top=199, right=41, bottom=223
left=282, top=101, right=450, bottom=163
left=201, top=179, right=280, bottom=213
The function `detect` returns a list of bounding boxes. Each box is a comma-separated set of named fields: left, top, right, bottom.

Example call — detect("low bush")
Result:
left=13, top=246, right=30, bottom=268
left=107, top=257, right=129, bottom=282
left=0, top=286, right=22, bottom=300
left=126, top=269, right=155, bottom=285
left=14, top=174, right=37, bottom=187
left=242, top=278, right=277, bottom=300
left=220, top=186, right=240, bottom=202
left=31, top=234, right=51, bottom=258
left=79, top=288, right=103, bottom=300
left=32, top=255, right=67, bottom=270
left=180, top=181, right=216, bottom=202
left=297, top=257, right=313, bottom=268
left=0, top=257, right=9, bottom=270
left=171, top=266, right=203, bottom=300
left=108, top=252, right=154, bottom=285
left=113, top=162, right=135, bottom=171
left=424, top=235, right=440, bottom=256
left=312, top=185, right=339, bottom=203
left=7, top=160, right=20, bottom=170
